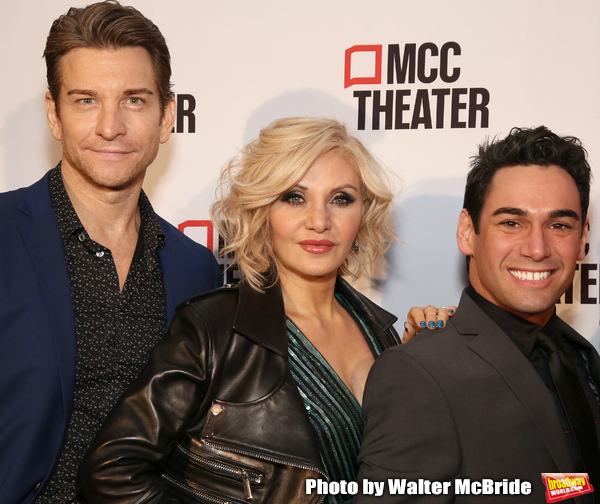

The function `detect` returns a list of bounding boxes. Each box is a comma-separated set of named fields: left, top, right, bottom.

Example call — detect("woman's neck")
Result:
left=278, top=271, right=339, bottom=321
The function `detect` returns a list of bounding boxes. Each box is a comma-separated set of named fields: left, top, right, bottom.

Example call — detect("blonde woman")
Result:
left=78, top=117, right=453, bottom=504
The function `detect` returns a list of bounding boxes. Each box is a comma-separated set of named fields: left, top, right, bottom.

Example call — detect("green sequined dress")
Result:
left=287, top=292, right=384, bottom=504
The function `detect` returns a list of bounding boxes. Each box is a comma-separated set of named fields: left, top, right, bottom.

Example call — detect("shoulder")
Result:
left=155, top=216, right=219, bottom=286
left=372, top=291, right=508, bottom=377
left=0, top=173, right=51, bottom=217
left=0, top=175, right=54, bottom=245
left=174, top=281, right=286, bottom=354
left=557, top=316, right=600, bottom=367
left=397, top=287, right=492, bottom=357
left=157, top=216, right=215, bottom=259
left=176, top=283, right=240, bottom=318
left=376, top=313, right=472, bottom=372
left=557, top=316, right=597, bottom=348
left=336, top=277, right=401, bottom=348
left=182, top=282, right=239, bottom=304
left=0, top=190, right=21, bottom=222
left=335, top=277, right=397, bottom=327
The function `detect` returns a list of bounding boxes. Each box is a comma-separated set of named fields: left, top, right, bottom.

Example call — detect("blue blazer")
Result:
left=0, top=172, right=220, bottom=504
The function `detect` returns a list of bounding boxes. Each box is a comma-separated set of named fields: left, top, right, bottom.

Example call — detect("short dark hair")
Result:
left=464, top=126, right=592, bottom=233
left=44, top=1, right=173, bottom=113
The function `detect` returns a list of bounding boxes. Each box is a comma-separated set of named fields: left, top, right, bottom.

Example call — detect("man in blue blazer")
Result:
left=0, top=3, right=219, bottom=504
left=356, top=127, right=600, bottom=503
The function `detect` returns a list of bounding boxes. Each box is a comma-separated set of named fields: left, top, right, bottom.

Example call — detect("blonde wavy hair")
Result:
left=211, top=117, right=396, bottom=291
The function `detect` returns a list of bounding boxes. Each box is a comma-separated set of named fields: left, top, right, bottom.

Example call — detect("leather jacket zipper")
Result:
left=162, top=473, right=243, bottom=504
left=175, top=444, right=261, bottom=499
left=241, top=471, right=252, bottom=500
left=177, top=444, right=263, bottom=486
left=201, top=439, right=327, bottom=503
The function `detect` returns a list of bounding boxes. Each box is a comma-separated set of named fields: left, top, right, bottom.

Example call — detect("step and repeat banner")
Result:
left=1, top=0, right=598, bottom=348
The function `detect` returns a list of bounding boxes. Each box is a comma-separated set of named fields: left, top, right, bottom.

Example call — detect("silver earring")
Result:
left=353, top=242, right=360, bottom=252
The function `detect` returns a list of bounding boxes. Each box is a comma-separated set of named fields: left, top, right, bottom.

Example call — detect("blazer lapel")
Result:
left=16, top=177, right=76, bottom=417
left=456, top=292, right=576, bottom=473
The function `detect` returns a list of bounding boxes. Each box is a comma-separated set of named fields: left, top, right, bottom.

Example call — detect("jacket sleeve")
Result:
left=77, top=302, right=214, bottom=504
left=355, top=346, right=461, bottom=503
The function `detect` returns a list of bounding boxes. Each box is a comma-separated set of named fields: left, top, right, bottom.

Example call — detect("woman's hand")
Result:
left=402, top=305, right=457, bottom=343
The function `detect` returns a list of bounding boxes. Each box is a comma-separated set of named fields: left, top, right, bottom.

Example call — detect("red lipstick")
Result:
left=299, top=239, right=335, bottom=254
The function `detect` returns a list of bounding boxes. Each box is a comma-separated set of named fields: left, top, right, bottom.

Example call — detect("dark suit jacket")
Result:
left=356, top=290, right=600, bottom=503
left=0, top=172, right=220, bottom=504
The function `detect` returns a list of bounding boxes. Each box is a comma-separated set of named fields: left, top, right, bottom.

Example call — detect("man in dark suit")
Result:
left=0, top=3, right=219, bottom=504
left=356, top=126, right=600, bottom=503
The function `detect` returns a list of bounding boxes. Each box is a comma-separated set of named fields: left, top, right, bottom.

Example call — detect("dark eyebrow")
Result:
left=492, top=207, right=526, bottom=217
left=67, top=89, right=98, bottom=96
left=123, top=88, right=154, bottom=96
left=66, top=88, right=154, bottom=97
left=549, top=209, right=580, bottom=221
left=492, top=207, right=580, bottom=221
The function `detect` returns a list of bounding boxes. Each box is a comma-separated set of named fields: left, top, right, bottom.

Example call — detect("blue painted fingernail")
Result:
left=428, top=321, right=436, bottom=328
left=448, top=309, right=454, bottom=314
left=420, top=321, right=427, bottom=328
left=404, top=323, right=408, bottom=332
left=437, top=320, right=444, bottom=328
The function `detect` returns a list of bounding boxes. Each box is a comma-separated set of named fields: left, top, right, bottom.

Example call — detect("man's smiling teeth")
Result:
left=509, top=270, right=551, bottom=281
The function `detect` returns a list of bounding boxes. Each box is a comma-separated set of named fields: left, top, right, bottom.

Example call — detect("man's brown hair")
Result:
left=44, top=1, right=173, bottom=114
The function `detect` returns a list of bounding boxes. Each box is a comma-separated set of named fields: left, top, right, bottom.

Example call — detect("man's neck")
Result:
left=61, top=166, right=142, bottom=243
left=466, top=284, right=555, bottom=328
left=60, top=164, right=144, bottom=290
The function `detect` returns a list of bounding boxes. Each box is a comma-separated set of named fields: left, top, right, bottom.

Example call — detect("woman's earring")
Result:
left=353, top=242, right=360, bottom=252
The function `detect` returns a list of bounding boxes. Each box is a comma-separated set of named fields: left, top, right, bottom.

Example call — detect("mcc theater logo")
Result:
left=344, top=42, right=490, bottom=131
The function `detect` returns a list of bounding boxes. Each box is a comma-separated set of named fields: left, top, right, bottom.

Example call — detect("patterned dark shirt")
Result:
left=36, top=165, right=167, bottom=503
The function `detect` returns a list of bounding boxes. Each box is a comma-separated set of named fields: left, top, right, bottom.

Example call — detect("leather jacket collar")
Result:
left=232, top=279, right=288, bottom=357
left=231, top=276, right=399, bottom=358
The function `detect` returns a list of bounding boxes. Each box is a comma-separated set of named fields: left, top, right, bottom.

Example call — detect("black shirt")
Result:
left=466, top=284, right=600, bottom=474
left=36, top=165, right=167, bottom=503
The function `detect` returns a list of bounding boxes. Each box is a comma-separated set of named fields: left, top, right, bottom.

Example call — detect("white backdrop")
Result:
left=1, top=0, right=598, bottom=349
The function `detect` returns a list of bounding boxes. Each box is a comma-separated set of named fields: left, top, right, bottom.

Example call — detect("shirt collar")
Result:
left=49, top=163, right=165, bottom=252
left=465, top=284, right=558, bottom=357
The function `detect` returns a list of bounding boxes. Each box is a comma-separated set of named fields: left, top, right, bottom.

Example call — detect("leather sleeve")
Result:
left=77, top=302, right=215, bottom=504
left=355, top=346, right=461, bottom=503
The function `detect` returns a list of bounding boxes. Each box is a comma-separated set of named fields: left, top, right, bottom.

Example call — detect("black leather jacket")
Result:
left=78, top=278, right=400, bottom=504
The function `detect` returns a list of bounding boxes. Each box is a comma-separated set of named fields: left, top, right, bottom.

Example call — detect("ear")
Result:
left=577, top=218, right=589, bottom=262
left=159, top=97, right=176, bottom=144
left=457, top=209, right=476, bottom=256
left=45, top=92, right=62, bottom=141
